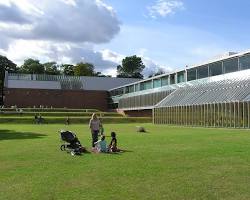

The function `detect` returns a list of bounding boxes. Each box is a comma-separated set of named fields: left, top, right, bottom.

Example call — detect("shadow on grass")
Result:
left=0, top=129, right=47, bottom=141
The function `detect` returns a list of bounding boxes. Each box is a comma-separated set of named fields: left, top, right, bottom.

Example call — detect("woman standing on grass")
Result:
left=89, top=113, right=102, bottom=148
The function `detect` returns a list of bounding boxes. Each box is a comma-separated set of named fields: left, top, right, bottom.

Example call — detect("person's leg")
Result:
left=92, top=130, right=99, bottom=147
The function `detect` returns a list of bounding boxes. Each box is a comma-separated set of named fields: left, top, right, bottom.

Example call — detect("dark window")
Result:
left=170, top=74, right=175, bottom=84
left=125, top=85, right=134, bottom=93
left=209, top=62, right=223, bottom=76
left=197, top=65, right=208, bottom=79
left=187, top=68, right=197, bottom=81
left=223, top=58, right=238, bottom=73
left=239, top=54, right=250, bottom=70
left=177, top=71, right=185, bottom=83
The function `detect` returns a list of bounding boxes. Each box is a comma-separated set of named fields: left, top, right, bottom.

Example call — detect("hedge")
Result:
left=0, top=117, right=152, bottom=124
left=0, top=112, right=122, bottom=117
left=0, top=108, right=99, bottom=112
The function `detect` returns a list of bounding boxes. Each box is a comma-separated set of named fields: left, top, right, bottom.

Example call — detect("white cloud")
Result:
left=147, top=0, right=184, bottom=19
left=142, top=56, right=173, bottom=77
left=0, top=0, right=120, bottom=43
left=100, top=49, right=124, bottom=64
left=0, top=0, right=123, bottom=76
left=5, top=40, right=119, bottom=70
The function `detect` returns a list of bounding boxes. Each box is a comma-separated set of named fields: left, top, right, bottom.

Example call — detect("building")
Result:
left=3, top=73, right=139, bottom=111
left=3, top=50, right=250, bottom=128
left=109, top=51, right=250, bottom=128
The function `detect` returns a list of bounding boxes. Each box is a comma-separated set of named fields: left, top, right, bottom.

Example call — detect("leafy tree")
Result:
left=74, top=62, right=95, bottom=76
left=44, top=62, right=60, bottom=75
left=62, top=64, right=75, bottom=76
left=117, top=55, right=145, bottom=79
left=20, top=59, right=45, bottom=74
left=0, top=55, right=17, bottom=73
left=0, top=55, right=17, bottom=105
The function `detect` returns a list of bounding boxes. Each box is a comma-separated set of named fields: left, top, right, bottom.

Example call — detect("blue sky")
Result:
left=0, top=0, right=249, bottom=76
left=100, top=0, right=250, bottom=70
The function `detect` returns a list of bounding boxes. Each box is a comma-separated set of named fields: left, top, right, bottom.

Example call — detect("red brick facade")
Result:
left=4, top=88, right=108, bottom=111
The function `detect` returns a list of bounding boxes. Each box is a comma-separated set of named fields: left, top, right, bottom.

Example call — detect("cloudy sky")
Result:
left=0, top=0, right=250, bottom=77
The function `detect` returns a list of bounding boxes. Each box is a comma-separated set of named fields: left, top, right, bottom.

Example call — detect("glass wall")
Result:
left=119, top=90, right=173, bottom=109
left=161, top=76, right=169, bottom=86
left=125, top=85, right=134, bottom=93
left=111, top=53, right=250, bottom=97
left=170, top=74, right=176, bottom=85
left=140, top=80, right=152, bottom=90
left=153, top=78, right=161, bottom=88
left=223, top=58, right=239, bottom=73
left=177, top=71, right=185, bottom=83
left=209, top=61, right=223, bottom=76
left=197, top=65, right=208, bottom=79
left=153, top=102, right=250, bottom=129
left=135, top=84, right=140, bottom=92
left=110, top=88, right=124, bottom=96
left=187, top=68, right=197, bottom=81
left=239, top=54, right=250, bottom=70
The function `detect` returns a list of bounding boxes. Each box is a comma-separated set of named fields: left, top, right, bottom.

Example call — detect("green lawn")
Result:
left=0, top=124, right=250, bottom=200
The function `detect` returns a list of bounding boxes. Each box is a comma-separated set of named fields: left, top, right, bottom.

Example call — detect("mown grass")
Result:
left=0, top=124, right=250, bottom=200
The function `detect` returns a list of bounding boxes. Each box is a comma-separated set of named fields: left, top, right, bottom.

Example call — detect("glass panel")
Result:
left=177, top=71, right=185, bottom=83
left=125, top=86, right=129, bottom=94
left=170, top=74, right=175, bottom=85
left=125, top=85, right=134, bottom=93
left=153, top=78, right=161, bottom=88
left=140, top=80, right=152, bottom=90
left=239, top=54, right=250, bottom=70
left=197, top=65, right=208, bottom=79
left=209, top=61, right=223, bottom=76
left=161, top=76, right=169, bottom=86
left=187, top=68, right=196, bottom=81
left=135, top=84, right=140, bottom=92
left=223, top=58, right=238, bottom=73
left=112, top=88, right=123, bottom=96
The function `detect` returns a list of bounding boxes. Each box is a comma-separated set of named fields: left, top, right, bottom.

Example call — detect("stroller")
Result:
left=60, top=130, right=86, bottom=156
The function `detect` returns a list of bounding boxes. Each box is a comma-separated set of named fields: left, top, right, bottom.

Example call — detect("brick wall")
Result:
left=4, top=88, right=108, bottom=111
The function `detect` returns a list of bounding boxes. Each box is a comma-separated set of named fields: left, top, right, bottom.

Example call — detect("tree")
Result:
left=61, top=64, right=75, bottom=76
left=0, top=55, right=17, bottom=73
left=116, top=55, right=145, bottom=79
left=0, top=55, right=17, bottom=105
left=20, top=59, right=45, bottom=74
left=44, top=62, right=60, bottom=75
left=74, top=62, right=95, bottom=76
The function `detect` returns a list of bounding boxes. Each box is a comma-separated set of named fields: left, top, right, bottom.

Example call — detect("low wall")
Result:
left=4, top=88, right=108, bottom=111
left=124, top=109, right=152, bottom=117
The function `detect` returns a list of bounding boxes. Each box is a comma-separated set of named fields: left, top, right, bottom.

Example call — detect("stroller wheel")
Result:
left=60, top=144, right=66, bottom=151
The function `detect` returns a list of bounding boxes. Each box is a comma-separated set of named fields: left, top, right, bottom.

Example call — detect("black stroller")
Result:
left=60, top=130, right=86, bottom=156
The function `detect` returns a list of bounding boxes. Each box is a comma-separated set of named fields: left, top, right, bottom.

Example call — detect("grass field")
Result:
left=1, top=123, right=250, bottom=200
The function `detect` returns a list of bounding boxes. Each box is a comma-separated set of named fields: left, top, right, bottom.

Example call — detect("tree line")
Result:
left=0, top=55, right=146, bottom=78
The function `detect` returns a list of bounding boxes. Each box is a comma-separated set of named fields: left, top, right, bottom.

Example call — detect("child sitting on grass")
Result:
left=94, top=135, right=108, bottom=153
left=109, top=132, right=121, bottom=152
